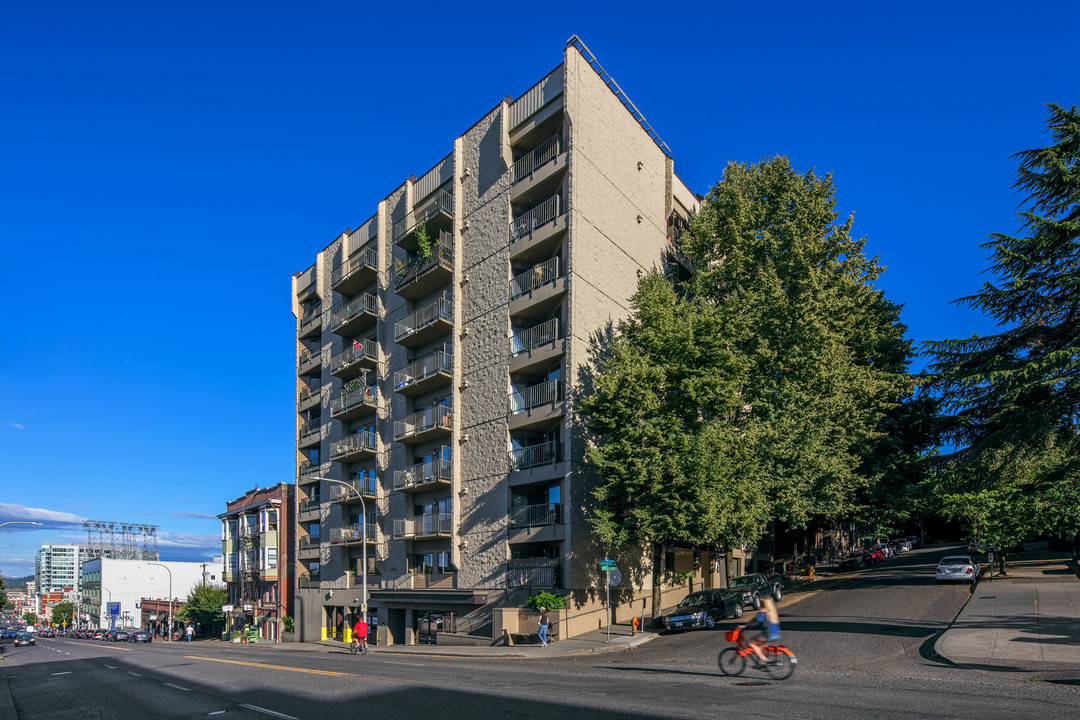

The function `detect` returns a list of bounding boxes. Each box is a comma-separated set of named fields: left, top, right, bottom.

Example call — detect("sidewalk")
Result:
left=936, top=547, right=1080, bottom=668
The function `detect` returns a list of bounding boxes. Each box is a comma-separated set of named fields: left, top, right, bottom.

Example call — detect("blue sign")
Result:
left=107, top=602, right=120, bottom=617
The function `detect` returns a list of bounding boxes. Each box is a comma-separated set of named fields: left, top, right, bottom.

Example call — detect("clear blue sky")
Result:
left=2, top=1, right=1076, bottom=578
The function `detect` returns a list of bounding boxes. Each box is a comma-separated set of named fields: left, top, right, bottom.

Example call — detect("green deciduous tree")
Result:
left=51, top=601, right=74, bottom=628
left=924, top=104, right=1080, bottom=565
left=23, top=612, right=37, bottom=626
left=175, top=584, right=228, bottom=635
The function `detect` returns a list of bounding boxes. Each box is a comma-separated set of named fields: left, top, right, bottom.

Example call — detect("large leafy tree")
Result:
left=924, top=104, right=1080, bottom=566
left=581, top=157, right=915, bottom=600
left=175, top=584, right=228, bottom=634
left=51, top=601, right=74, bottom=628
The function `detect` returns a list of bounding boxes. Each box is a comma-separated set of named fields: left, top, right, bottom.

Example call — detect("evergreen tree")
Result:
left=924, top=104, right=1080, bottom=559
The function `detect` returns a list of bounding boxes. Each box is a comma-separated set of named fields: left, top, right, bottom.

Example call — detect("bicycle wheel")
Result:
left=762, top=649, right=796, bottom=680
left=718, top=648, right=746, bottom=676
left=349, top=641, right=358, bottom=655
left=359, top=641, right=368, bottom=655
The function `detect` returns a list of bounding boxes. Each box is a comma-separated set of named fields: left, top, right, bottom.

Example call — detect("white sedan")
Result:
left=936, top=555, right=980, bottom=583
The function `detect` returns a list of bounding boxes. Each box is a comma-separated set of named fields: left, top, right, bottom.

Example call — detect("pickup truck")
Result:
left=728, top=572, right=784, bottom=610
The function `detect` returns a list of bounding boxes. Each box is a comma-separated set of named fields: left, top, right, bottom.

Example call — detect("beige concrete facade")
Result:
left=290, top=39, right=703, bottom=646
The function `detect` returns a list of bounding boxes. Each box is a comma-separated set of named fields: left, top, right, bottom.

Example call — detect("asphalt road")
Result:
left=4, top=545, right=1079, bottom=719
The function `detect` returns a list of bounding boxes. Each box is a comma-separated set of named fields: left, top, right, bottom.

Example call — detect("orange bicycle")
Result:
left=349, top=637, right=368, bottom=655
left=717, top=628, right=797, bottom=680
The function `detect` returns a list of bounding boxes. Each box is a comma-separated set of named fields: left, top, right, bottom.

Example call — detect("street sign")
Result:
left=599, top=559, right=617, bottom=571
left=221, top=605, right=234, bottom=613
left=608, top=569, right=622, bottom=587
left=107, top=602, right=120, bottom=617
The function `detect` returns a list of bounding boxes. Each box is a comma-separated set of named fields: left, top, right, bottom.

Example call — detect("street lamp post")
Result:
left=147, top=562, right=173, bottom=641
left=0, top=521, right=43, bottom=529
left=103, top=587, right=113, bottom=631
left=309, top=476, right=368, bottom=622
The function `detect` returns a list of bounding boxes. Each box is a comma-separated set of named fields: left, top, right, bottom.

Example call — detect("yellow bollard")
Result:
left=320, top=626, right=328, bottom=641
left=344, top=628, right=352, bottom=643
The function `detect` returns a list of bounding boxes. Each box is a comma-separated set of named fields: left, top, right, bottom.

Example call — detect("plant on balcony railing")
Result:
left=393, top=238, right=453, bottom=290
left=331, top=379, right=377, bottom=417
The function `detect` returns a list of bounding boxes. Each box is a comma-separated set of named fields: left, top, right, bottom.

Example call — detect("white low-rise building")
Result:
left=80, top=558, right=206, bottom=630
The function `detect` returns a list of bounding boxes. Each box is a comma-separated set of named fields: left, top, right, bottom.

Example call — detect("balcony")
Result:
left=298, top=348, right=321, bottom=376
left=393, top=513, right=452, bottom=540
left=509, top=440, right=566, bottom=486
left=331, top=430, right=378, bottom=462
left=331, top=246, right=378, bottom=296
left=298, top=308, right=323, bottom=339
left=393, top=238, right=453, bottom=300
left=510, top=195, right=567, bottom=262
left=394, top=405, right=452, bottom=444
left=509, top=257, right=566, bottom=320
left=510, top=133, right=566, bottom=203
left=509, top=380, right=563, bottom=431
left=394, top=296, right=452, bottom=348
left=328, top=523, right=379, bottom=546
left=297, top=461, right=321, bottom=484
left=298, top=571, right=321, bottom=589
left=329, top=477, right=379, bottom=504
left=298, top=537, right=320, bottom=560
left=510, top=318, right=564, bottom=375
left=331, top=293, right=378, bottom=337
left=392, top=189, right=454, bottom=250
left=297, top=383, right=321, bottom=412
left=394, top=350, right=452, bottom=397
left=507, top=558, right=559, bottom=589
left=298, top=497, right=321, bottom=522
left=509, top=502, right=562, bottom=528
left=298, top=419, right=321, bottom=447
left=393, top=454, right=452, bottom=493
left=330, top=339, right=377, bottom=379
left=330, top=383, right=378, bottom=421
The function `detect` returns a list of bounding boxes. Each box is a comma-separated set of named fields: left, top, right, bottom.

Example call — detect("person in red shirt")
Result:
left=352, top=618, right=369, bottom=652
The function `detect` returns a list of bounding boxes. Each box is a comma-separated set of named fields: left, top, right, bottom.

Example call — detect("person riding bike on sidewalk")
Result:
left=740, top=596, right=781, bottom=666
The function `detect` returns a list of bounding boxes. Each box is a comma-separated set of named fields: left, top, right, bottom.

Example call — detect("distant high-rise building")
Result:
left=35, top=543, right=83, bottom=593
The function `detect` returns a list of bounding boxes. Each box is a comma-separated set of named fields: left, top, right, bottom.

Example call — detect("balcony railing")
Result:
left=393, top=239, right=453, bottom=291
left=509, top=502, right=562, bottom=528
left=394, top=404, right=452, bottom=441
left=298, top=572, right=321, bottom=588
left=510, top=257, right=560, bottom=300
left=331, top=293, right=378, bottom=331
left=394, top=455, right=452, bottom=491
left=394, top=296, right=452, bottom=342
left=298, top=348, right=321, bottom=370
left=330, top=477, right=379, bottom=501
left=298, top=461, right=320, bottom=481
left=330, top=523, right=378, bottom=544
left=510, top=195, right=560, bottom=242
left=298, top=497, right=321, bottom=516
left=511, top=318, right=559, bottom=357
left=393, top=513, right=452, bottom=539
left=298, top=384, right=321, bottom=405
left=392, top=189, right=454, bottom=243
left=512, top=133, right=562, bottom=183
left=299, top=536, right=320, bottom=552
left=507, top=558, right=558, bottom=588
left=330, top=338, right=377, bottom=375
left=331, top=430, right=377, bottom=459
left=509, top=440, right=560, bottom=471
left=299, top=419, right=321, bottom=441
left=394, top=351, right=452, bottom=392
left=330, top=384, right=378, bottom=418
left=299, top=308, right=322, bottom=335
left=510, top=379, right=561, bottom=414
left=331, top=246, right=377, bottom=287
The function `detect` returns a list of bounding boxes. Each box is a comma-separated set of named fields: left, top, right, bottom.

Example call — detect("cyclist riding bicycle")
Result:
left=739, top=596, right=780, bottom=665
left=352, top=618, right=369, bottom=650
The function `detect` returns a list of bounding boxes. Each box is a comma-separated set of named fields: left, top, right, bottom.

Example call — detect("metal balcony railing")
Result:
left=394, top=404, right=452, bottom=440
left=298, top=348, right=320, bottom=368
left=299, top=307, right=322, bottom=334
left=507, top=558, right=559, bottom=588
left=299, top=537, right=320, bottom=552
left=510, top=318, right=559, bottom=357
left=394, top=296, right=452, bottom=342
left=510, top=257, right=560, bottom=300
left=298, top=571, right=320, bottom=588
left=298, top=383, right=321, bottom=405
left=330, top=338, right=377, bottom=374
left=299, top=419, right=321, bottom=441
left=509, top=440, right=560, bottom=471
left=331, top=293, right=378, bottom=330
left=298, top=497, right=321, bottom=516
left=394, top=351, right=452, bottom=391
left=331, top=246, right=377, bottom=287
left=394, top=455, right=452, bottom=491
left=393, top=240, right=453, bottom=290
left=331, top=477, right=379, bottom=501
left=298, top=461, right=320, bottom=480
left=509, top=379, right=561, bottom=414
left=331, top=523, right=378, bottom=544
left=510, top=195, right=560, bottom=242
left=512, top=133, right=562, bottom=183
left=393, top=513, right=452, bottom=538
left=330, top=384, right=378, bottom=417
left=392, top=189, right=454, bottom=243
left=509, top=502, right=562, bottom=528
left=331, top=430, right=377, bottom=458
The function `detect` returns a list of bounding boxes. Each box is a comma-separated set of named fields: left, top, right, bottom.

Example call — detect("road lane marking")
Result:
left=184, top=656, right=411, bottom=683
left=164, top=682, right=191, bottom=691
left=63, top=641, right=131, bottom=652
left=127, top=671, right=143, bottom=677
left=207, top=712, right=227, bottom=716
left=50, top=672, right=72, bottom=676
left=104, top=665, right=117, bottom=669
left=240, top=704, right=297, bottom=719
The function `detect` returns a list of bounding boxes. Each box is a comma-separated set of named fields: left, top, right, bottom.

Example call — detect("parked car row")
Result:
left=53, top=628, right=152, bottom=642
left=838, top=536, right=920, bottom=571
left=663, top=571, right=788, bottom=633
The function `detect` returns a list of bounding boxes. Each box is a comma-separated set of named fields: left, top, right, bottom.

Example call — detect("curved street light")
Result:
left=0, top=521, right=43, bottom=529
left=147, top=562, right=173, bottom=641
left=307, top=476, right=368, bottom=620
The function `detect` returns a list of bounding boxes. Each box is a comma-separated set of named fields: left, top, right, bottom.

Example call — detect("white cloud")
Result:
left=1, top=423, right=25, bottom=430
left=173, top=512, right=219, bottom=520
left=0, top=502, right=85, bottom=530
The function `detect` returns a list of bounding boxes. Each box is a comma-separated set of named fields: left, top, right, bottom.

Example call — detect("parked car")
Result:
left=112, top=629, right=133, bottom=642
left=891, top=538, right=912, bottom=552
left=839, top=552, right=870, bottom=571
left=866, top=547, right=885, bottom=563
left=38, top=629, right=55, bottom=638
left=92, top=630, right=106, bottom=640
left=728, top=572, right=784, bottom=609
left=129, top=630, right=152, bottom=643
left=663, top=589, right=744, bottom=631
left=905, top=535, right=920, bottom=549
left=937, top=555, right=981, bottom=583
left=14, top=633, right=35, bottom=647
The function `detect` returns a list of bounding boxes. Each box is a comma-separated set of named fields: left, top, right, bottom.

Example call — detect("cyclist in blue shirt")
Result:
left=741, top=596, right=780, bottom=665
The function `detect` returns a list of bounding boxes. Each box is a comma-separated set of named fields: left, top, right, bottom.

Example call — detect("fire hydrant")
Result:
left=631, top=616, right=639, bottom=636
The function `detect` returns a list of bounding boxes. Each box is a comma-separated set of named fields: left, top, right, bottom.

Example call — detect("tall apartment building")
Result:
left=35, top=543, right=83, bottom=594
left=219, top=483, right=295, bottom=641
left=291, top=37, right=700, bottom=645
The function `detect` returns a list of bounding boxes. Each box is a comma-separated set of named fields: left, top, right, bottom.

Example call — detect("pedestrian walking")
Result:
left=185, top=625, right=194, bottom=643
left=537, top=607, right=549, bottom=647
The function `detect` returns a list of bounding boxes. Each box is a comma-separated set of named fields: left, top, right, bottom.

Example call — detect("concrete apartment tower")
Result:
left=291, top=37, right=699, bottom=646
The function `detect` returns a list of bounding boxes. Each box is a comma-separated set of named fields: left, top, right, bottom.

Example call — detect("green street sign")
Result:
left=599, top=559, right=617, bottom=571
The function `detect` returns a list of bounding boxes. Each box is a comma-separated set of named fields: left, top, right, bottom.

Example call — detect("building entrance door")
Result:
left=415, top=610, right=456, bottom=645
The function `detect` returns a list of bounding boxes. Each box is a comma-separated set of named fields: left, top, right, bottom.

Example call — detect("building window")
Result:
left=267, top=548, right=277, bottom=569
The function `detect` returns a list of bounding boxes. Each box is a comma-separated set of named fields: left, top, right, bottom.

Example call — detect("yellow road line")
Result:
left=184, top=656, right=407, bottom=682
left=63, top=641, right=131, bottom=652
